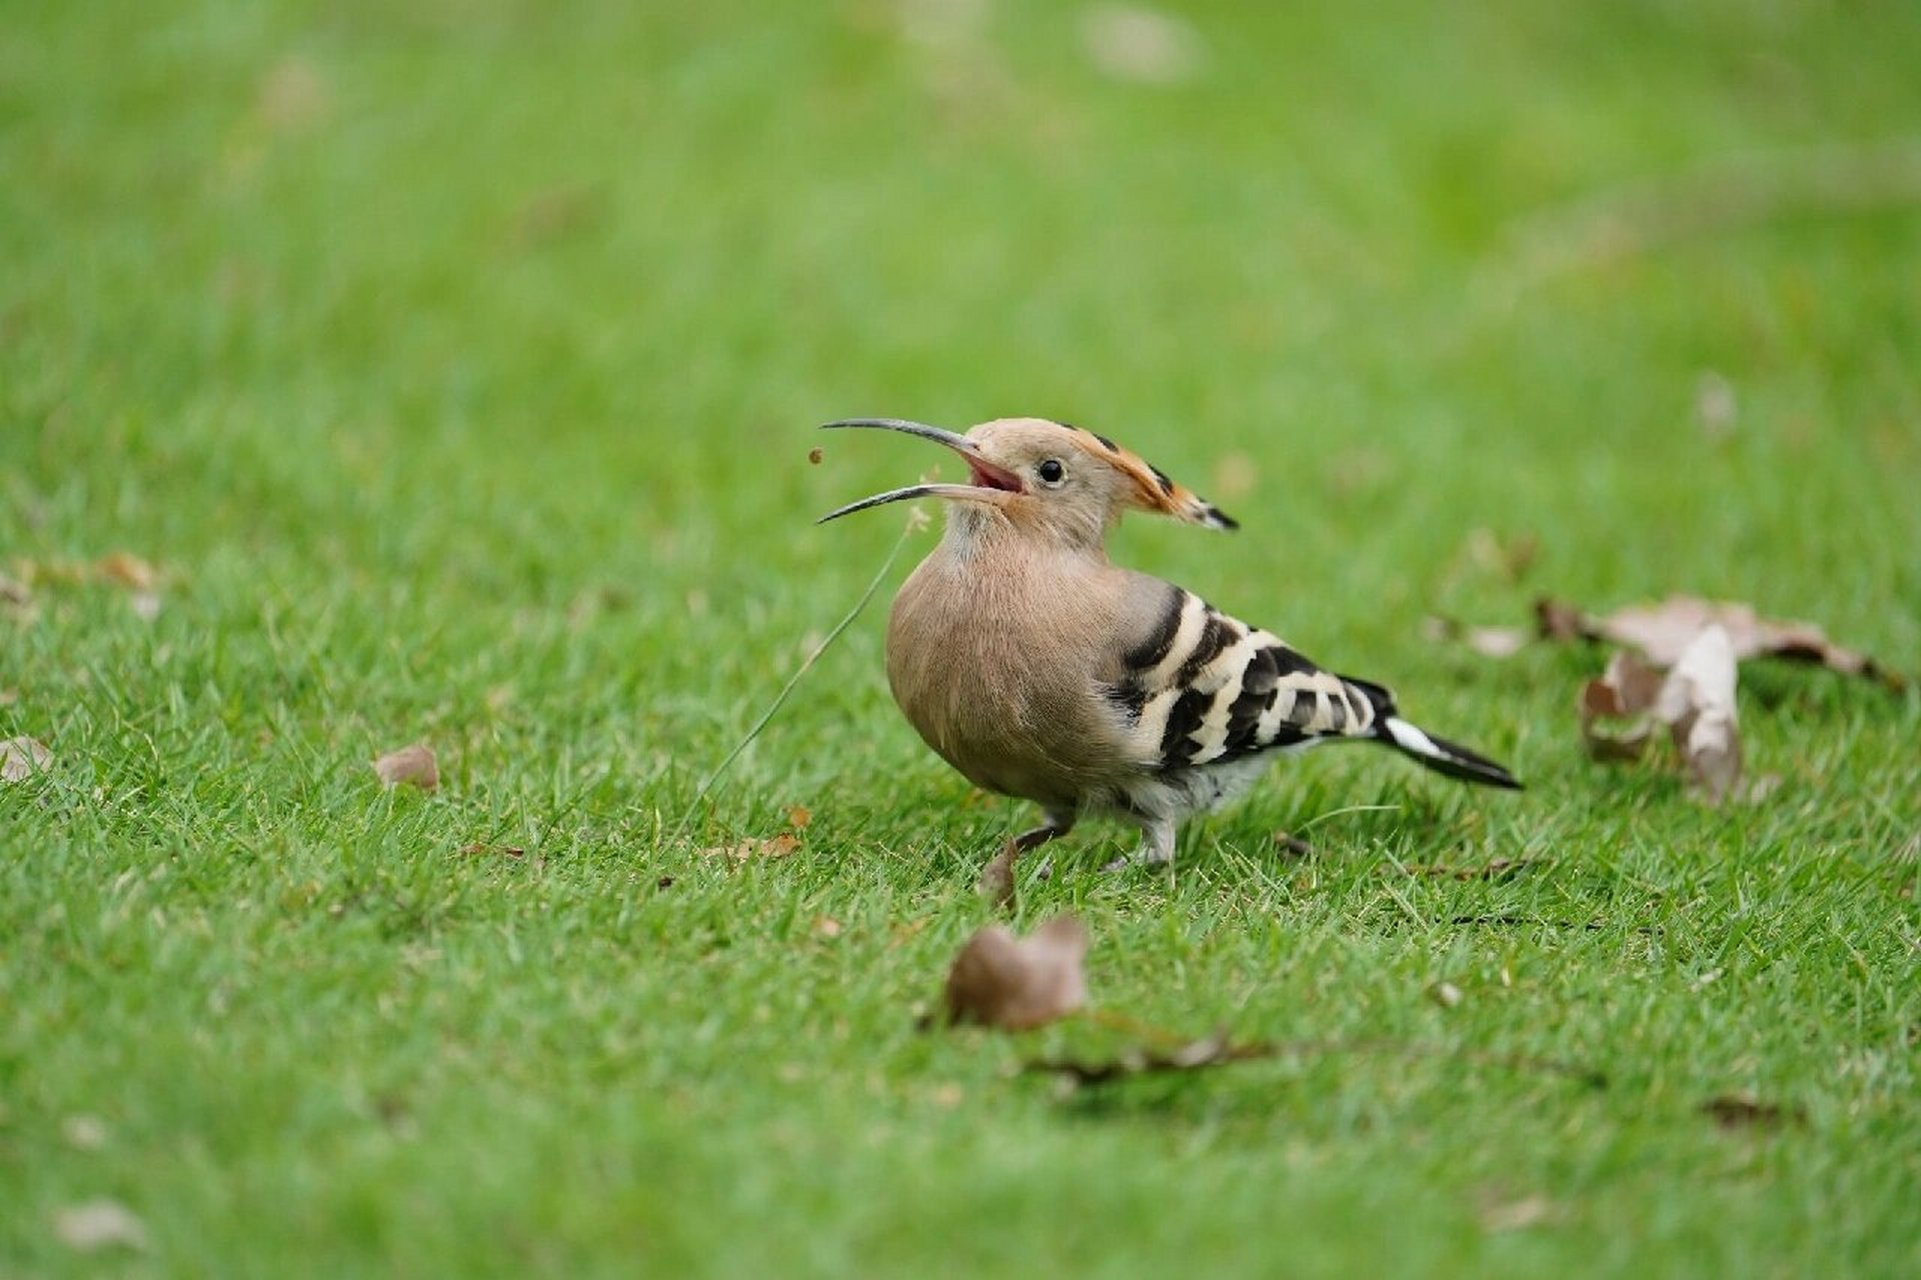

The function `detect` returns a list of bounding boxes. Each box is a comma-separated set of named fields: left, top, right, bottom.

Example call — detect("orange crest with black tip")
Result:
left=1068, top=426, right=1238, bottom=531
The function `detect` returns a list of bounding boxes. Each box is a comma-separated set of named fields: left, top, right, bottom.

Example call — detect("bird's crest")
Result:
left=1068, top=426, right=1238, bottom=531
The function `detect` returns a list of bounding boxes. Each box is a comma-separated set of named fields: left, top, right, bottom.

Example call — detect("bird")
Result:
left=817, top=416, right=1520, bottom=876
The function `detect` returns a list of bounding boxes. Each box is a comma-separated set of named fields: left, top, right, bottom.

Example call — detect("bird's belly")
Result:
left=884, top=587, right=1127, bottom=808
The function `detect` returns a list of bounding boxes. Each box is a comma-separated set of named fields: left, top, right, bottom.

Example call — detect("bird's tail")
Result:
left=1342, top=676, right=1523, bottom=790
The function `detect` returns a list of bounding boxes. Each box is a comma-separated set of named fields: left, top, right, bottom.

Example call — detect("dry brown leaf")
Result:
left=1700, top=1091, right=1805, bottom=1131
left=1080, top=4, right=1206, bottom=84
left=786, top=805, right=812, bottom=830
left=942, top=916, right=1087, bottom=1031
left=1405, top=857, right=1540, bottom=881
left=1578, top=650, right=1665, bottom=760
left=455, top=842, right=526, bottom=859
left=807, top=447, right=824, bottom=465
left=61, top=1115, right=109, bottom=1150
left=95, top=552, right=158, bottom=592
left=53, top=1199, right=148, bottom=1253
left=371, top=743, right=438, bottom=792
left=1423, top=615, right=1531, bottom=659
left=1211, top=450, right=1258, bottom=500
left=1479, top=1192, right=1561, bottom=1233
left=976, top=842, right=1020, bottom=910
left=1537, top=593, right=1899, bottom=687
left=1463, top=527, right=1540, bottom=583
left=1, top=736, right=52, bottom=782
left=1025, top=1027, right=1256, bottom=1084
left=699, top=834, right=800, bottom=863
left=1272, top=830, right=1316, bottom=859
left=1660, top=625, right=1741, bottom=803
left=1580, top=628, right=1744, bottom=802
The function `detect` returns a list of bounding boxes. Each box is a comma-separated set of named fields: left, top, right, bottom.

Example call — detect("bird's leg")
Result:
left=1101, top=817, right=1178, bottom=873
left=1015, top=809, right=1075, bottom=882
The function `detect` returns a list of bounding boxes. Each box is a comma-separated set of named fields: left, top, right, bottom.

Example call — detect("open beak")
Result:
left=815, top=418, right=1024, bottom=524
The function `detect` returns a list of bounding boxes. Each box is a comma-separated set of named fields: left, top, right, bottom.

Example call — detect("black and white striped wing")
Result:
left=1108, top=586, right=1385, bottom=773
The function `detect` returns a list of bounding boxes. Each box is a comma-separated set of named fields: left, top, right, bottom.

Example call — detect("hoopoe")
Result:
left=818, top=417, right=1520, bottom=874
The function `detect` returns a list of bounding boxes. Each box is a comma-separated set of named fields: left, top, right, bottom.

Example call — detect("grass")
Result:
left=4, top=0, right=1920, bottom=1274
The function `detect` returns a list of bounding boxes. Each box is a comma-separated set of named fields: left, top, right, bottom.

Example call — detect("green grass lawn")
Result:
left=5, top=1, right=1920, bottom=1274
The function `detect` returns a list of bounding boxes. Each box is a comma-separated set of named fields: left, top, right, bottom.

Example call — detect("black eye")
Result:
left=1037, top=459, right=1065, bottom=484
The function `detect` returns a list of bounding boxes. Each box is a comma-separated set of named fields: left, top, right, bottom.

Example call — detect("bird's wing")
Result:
left=1105, top=580, right=1387, bottom=773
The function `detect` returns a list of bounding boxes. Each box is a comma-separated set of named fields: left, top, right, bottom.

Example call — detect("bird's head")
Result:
left=816, top=417, right=1237, bottom=547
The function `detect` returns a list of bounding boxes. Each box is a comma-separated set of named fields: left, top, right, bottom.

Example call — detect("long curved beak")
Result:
left=815, top=418, right=1023, bottom=524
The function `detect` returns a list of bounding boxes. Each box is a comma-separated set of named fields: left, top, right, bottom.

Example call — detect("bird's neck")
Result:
left=940, top=503, right=1110, bottom=565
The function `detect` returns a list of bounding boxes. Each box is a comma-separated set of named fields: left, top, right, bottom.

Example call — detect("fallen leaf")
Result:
left=1700, top=1092, right=1805, bottom=1131
left=1422, top=615, right=1532, bottom=659
left=1659, top=625, right=1741, bottom=803
left=1479, top=1192, right=1560, bottom=1233
left=0, top=736, right=52, bottom=782
left=1026, top=1027, right=1256, bottom=1084
left=808, top=447, right=824, bottom=465
left=1405, top=857, right=1540, bottom=881
left=1080, top=4, right=1206, bottom=85
left=255, top=56, right=333, bottom=134
left=1028, top=1031, right=1607, bottom=1089
left=455, top=842, right=526, bottom=859
left=813, top=915, right=843, bottom=939
left=941, top=916, right=1087, bottom=1031
left=54, top=1199, right=148, bottom=1253
left=1272, top=830, right=1316, bottom=859
left=786, top=805, right=813, bottom=830
left=1536, top=594, right=1899, bottom=688
left=62, top=1115, right=110, bottom=1150
left=976, top=841, right=1020, bottom=910
left=1695, top=370, right=1738, bottom=441
left=95, top=551, right=158, bottom=592
left=1578, top=649, right=1666, bottom=760
left=0, top=571, right=29, bottom=605
left=371, top=743, right=438, bottom=792
left=699, top=834, right=801, bottom=862
left=1211, top=451, right=1258, bottom=500
left=1463, top=527, right=1541, bottom=583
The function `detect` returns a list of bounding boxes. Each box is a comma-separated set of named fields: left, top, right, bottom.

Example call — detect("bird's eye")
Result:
left=1037, top=459, right=1066, bottom=486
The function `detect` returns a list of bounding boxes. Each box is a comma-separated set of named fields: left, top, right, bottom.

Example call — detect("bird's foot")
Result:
left=1100, top=847, right=1173, bottom=874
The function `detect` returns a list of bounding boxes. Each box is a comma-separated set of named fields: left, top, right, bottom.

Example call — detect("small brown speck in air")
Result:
left=808, top=447, right=824, bottom=465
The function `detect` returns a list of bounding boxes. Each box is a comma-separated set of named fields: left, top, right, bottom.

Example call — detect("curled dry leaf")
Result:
left=456, top=842, right=526, bottom=859
left=1423, top=615, right=1531, bottom=659
left=1272, top=830, right=1316, bottom=860
left=1700, top=1091, right=1805, bottom=1131
left=807, top=447, right=824, bottom=465
left=1080, top=4, right=1206, bottom=85
left=1579, top=650, right=1666, bottom=760
left=1479, top=1192, right=1561, bottom=1233
left=700, top=834, right=800, bottom=863
left=95, top=552, right=158, bottom=592
left=1405, top=857, right=1540, bottom=881
left=1537, top=593, right=1899, bottom=688
left=1582, top=628, right=1743, bottom=802
left=371, top=743, right=439, bottom=792
left=1660, top=625, right=1741, bottom=803
left=942, top=916, right=1087, bottom=1031
left=1, top=736, right=53, bottom=782
left=976, top=842, right=1020, bottom=910
left=54, top=1199, right=149, bottom=1253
